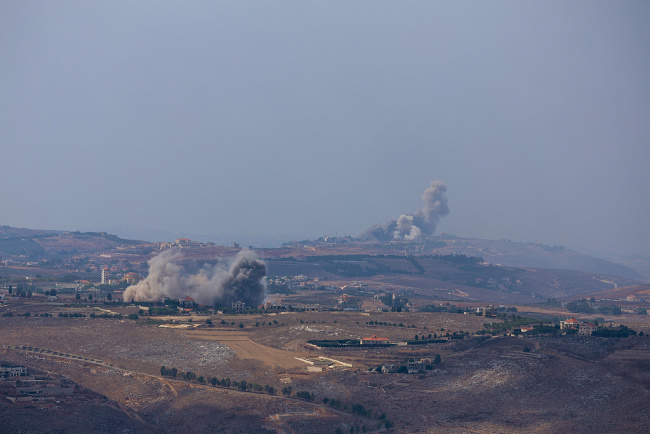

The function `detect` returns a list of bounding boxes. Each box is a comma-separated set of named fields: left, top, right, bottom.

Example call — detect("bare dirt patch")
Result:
left=182, top=329, right=308, bottom=369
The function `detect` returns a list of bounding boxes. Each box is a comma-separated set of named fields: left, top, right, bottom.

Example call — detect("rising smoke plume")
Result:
left=123, top=249, right=267, bottom=307
left=360, top=180, right=449, bottom=241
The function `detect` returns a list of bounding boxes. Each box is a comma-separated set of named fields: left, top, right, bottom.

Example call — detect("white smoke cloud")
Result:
left=361, top=180, right=449, bottom=241
left=123, top=249, right=267, bottom=307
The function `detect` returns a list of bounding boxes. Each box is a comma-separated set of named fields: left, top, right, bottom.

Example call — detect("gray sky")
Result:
left=2, top=1, right=649, bottom=256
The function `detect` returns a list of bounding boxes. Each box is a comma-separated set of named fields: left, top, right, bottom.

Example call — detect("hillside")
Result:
left=432, top=237, right=644, bottom=280
left=0, top=226, right=146, bottom=259
left=577, top=284, right=650, bottom=301
left=278, top=236, right=644, bottom=280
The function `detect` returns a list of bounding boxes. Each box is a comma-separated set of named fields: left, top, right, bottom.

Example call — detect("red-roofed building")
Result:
left=360, top=335, right=390, bottom=345
left=560, top=318, right=580, bottom=329
left=181, top=296, right=195, bottom=307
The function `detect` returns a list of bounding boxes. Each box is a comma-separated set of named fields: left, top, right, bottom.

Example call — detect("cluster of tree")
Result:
left=295, top=390, right=315, bottom=401
left=266, top=282, right=296, bottom=294
left=595, top=305, right=622, bottom=315
left=89, top=312, right=123, bottom=319
left=7, top=283, right=37, bottom=297
left=407, top=335, right=448, bottom=345
left=57, top=312, right=87, bottom=318
left=592, top=325, right=637, bottom=338
left=566, top=298, right=622, bottom=316
left=478, top=316, right=541, bottom=336
left=160, top=366, right=275, bottom=394
left=307, top=339, right=367, bottom=348
left=566, top=299, right=595, bottom=313
left=323, top=396, right=393, bottom=429
left=366, top=320, right=414, bottom=328
left=431, top=254, right=483, bottom=265
left=147, top=307, right=179, bottom=316
left=4, top=312, right=54, bottom=318
left=255, top=319, right=280, bottom=327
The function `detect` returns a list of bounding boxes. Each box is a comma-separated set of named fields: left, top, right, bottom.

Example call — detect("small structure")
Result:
left=360, top=335, right=390, bottom=345
left=339, top=294, right=353, bottom=304
left=232, top=301, right=245, bottom=311
left=476, top=305, right=495, bottom=316
left=381, top=364, right=399, bottom=373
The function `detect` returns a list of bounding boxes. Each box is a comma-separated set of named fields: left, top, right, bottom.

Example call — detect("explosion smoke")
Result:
left=123, top=249, right=267, bottom=307
left=361, top=180, right=449, bottom=241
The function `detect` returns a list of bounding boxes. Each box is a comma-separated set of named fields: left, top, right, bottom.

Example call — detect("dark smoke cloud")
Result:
left=361, top=180, right=449, bottom=241
left=123, top=249, right=267, bottom=307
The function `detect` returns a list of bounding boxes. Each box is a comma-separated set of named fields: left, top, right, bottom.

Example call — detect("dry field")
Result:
left=2, top=306, right=650, bottom=433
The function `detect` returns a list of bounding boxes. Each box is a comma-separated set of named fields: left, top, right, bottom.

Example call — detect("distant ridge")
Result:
left=0, top=225, right=644, bottom=281
left=428, top=236, right=644, bottom=280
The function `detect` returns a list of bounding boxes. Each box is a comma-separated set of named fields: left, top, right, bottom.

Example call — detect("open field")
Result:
left=183, top=329, right=308, bottom=369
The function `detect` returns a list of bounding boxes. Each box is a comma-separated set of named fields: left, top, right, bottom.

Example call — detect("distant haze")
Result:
left=1, top=2, right=648, bottom=257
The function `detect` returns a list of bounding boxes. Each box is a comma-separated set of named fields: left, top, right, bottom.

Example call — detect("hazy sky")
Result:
left=2, top=1, right=649, bottom=256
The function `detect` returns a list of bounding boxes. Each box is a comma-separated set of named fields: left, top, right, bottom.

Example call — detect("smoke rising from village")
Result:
left=123, top=249, right=267, bottom=307
left=361, top=180, right=449, bottom=241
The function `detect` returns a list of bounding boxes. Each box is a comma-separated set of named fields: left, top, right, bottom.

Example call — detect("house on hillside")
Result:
left=232, top=301, right=245, bottom=311
left=560, top=318, right=580, bottom=329
left=0, top=365, right=27, bottom=379
left=181, top=296, right=195, bottom=307
left=407, top=358, right=433, bottom=374
left=578, top=322, right=598, bottom=336
left=560, top=317, right=598, bottom=336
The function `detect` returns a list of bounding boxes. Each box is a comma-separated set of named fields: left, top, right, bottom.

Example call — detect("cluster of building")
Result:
left=1, top=364, right=73, bottom=403
left=100, top=267, right=140, bottom=285
left=157, top=238, right=218, bottom=250
left=559, top=318, right=598, bottom=336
